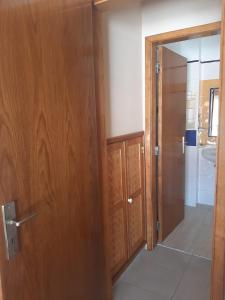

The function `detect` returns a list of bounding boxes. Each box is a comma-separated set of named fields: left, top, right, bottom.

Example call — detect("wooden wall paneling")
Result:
left=211, top=4, right=225, bottom=299
left=107, top=131, right=144, bottom=145
left=107, top=142, right=128, bottom=276
left=93, top=8, right=112, bottom=299
left=126, top=136, right=146, bottom=256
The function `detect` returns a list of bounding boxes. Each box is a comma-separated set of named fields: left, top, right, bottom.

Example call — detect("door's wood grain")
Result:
left=93, top=9, right=112, bottom=299
left=0, top=1, right=108, bottom=299
left=126, top=136, right=146, bottom=256
left=158, top=47, right=186, bottom=241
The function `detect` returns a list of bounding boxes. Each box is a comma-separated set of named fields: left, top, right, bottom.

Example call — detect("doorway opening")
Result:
left=144, top=22, right=222, bottom=299
left=156, top=35, right=220, bottom=261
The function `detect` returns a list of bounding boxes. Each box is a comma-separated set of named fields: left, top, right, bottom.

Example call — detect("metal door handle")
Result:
left=182, top=136, right=186, bottom=154
left=2, top=201, right=37, bottom=259
left=6, top=212, right=37, bottom=227
left=128, top=198, right=133, bottom=204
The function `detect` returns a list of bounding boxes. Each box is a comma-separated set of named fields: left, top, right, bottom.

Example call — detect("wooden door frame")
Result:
left=144, top=22, right=222, bottom=299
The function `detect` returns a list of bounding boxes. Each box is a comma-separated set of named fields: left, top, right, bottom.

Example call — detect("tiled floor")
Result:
left=160, top=204, right=213, bottom=259
left=113, top=204, right=214, bottom=300
left=113, top=246, right=211, bottom=300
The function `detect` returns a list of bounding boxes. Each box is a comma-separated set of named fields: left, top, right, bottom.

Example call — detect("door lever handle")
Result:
left=2, top=201, right=38, bottom=259
left=182, top=136, right=186, bottom=154
left=6, top=212, right=37, bottom=227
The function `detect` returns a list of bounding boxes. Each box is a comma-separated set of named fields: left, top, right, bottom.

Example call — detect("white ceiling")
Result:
left=164, top=34, right=220, bottom=62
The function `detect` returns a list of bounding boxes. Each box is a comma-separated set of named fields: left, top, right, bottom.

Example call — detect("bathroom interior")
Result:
left=159, top=34, right=220, bottom=260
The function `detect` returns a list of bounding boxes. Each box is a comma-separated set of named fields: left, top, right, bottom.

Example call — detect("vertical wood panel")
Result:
left=126, top=136, right=146, bottom=256
left=107, top=142, right=128, bottom=276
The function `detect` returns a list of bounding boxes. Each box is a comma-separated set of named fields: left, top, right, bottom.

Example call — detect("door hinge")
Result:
left=156, top=221, right=160, bottom=231
left=154, top=146, right=160, bottom=156
left=141, top=145, right=145, bottom=154
left=156, top=62, right=160, bottom=74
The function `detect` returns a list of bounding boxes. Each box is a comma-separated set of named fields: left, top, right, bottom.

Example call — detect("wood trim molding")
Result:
left=145, top=38, right=157, bottom=250
left=147, top=22, right=221, bottom=44
left=107, top=131, right=144, bottom=145
left=93, top=0, right=142, bottom=11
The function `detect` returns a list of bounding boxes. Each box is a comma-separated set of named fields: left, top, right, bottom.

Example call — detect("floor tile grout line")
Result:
left=157, top=243, right=194, bottom=256
left=170, top=250, right=194, bottom=300
left=160, top=204, right=213, bottom=261
left=157, top=244, right=212, bottom=261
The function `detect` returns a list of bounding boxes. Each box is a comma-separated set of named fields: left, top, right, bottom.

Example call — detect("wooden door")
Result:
left=158, top=47, right=187, bottom=241
left=0, top=1, right=108, bottom=300
left=126, top=136, right=145, bottom=256
left=107, top=142, right=128, bottom=277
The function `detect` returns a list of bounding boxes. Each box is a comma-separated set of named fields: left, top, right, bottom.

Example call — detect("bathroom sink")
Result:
left=202, top=147, right=217, bottom=164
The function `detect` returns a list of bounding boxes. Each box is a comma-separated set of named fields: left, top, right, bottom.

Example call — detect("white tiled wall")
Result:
left=186, top=62, right=200, bottom=130
left=198, top=148, right=216, bottom=206
left=185, top=147, right=198, bottom=206
left=185, top=62, right=199, bottom=207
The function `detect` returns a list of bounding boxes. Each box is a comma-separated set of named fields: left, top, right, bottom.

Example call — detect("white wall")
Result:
left=142, top=0, right=221, bottom=37
left=198, top=147, right=217, bottom=206
left=105, top=6, right=143, bottom=137
left=165, top=35, right=221, bottom=62
left=105, top=0, right=221, bottom=138
left=201, top=35, right=220, bottom=61
left=185, top=62, right=200, bottom=207
left=165, top=39, right=201, bottom=61
left=201, top=62, right=220, bottom=80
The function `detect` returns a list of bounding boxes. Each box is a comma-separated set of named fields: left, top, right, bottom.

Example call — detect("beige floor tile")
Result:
left=172, top=256, right=211, bottom=300
left=161, top=205, right=213, bottom=259
left=154, top=246, right=191, bottom=272
left=115, top=246, right=212, bottom=300
left=120, top=258, right=182, bottom=298
left=113, top=281, right=169, bottom=300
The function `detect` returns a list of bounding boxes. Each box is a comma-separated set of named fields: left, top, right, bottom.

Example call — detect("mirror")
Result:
left=209, top=88, right=219, bottom=137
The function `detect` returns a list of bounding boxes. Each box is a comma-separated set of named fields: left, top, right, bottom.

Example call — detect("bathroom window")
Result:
left=209, top=88, right=219, bottom=137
